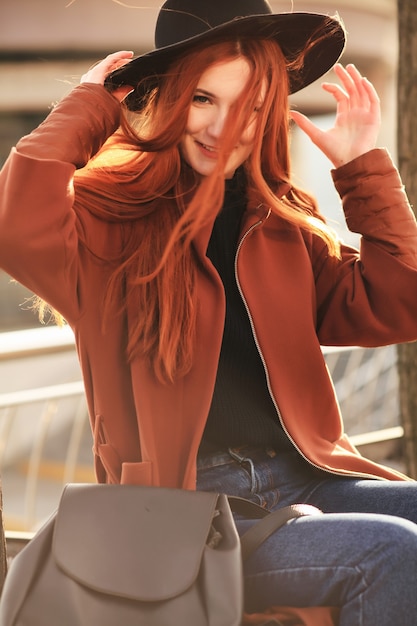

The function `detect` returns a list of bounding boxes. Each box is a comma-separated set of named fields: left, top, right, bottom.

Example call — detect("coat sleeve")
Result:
left=0, top=84, right=121, bottom=323
left=314, top=148, right=417, bottom=346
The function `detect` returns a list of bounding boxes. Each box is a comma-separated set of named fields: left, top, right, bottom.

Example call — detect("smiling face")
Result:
left=179, top=57, right=260, bottom=178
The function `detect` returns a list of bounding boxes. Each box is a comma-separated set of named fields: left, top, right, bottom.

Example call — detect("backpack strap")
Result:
left=228, top=497, right=322, bottom=562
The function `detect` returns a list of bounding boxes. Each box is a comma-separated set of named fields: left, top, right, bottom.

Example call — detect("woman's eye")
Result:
left=193, top=94, right=210, bottom=104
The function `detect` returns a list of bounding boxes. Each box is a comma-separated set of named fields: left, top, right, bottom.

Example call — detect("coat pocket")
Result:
left=121, top=461, right=153, bottom=485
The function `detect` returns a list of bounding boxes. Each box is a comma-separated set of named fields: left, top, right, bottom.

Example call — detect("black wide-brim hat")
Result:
left=105, top=0, right=346, bottom=108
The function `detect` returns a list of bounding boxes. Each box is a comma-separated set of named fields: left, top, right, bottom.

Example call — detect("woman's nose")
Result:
left=207, top=109, right=228, bottom=139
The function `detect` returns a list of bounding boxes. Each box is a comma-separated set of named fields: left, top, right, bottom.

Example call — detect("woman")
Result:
left=1, top=0, right=417, bottom=623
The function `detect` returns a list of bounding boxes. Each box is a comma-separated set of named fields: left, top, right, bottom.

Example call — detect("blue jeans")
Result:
left=197, top=446, right=417, bottom=625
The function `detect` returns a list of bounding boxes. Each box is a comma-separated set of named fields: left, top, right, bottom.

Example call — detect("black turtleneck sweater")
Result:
left=201, top=174, right=293, bottom=452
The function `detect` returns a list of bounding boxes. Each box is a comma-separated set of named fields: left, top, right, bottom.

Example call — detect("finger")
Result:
left=86, top=51, right=133, bottom=73
left=336, top=64, right=378, bottom=114
left=343, top=66, right=381, bottom=124
left=106, top=50, right=134, bottom=60
left=361, top=77, right=381, bottom=119
left=333, top=64, right=363, bottom=108
left=80, top=51, right=134, bottom=85
left=104, top=50, right=135, bottom=73
left=290, top=110, right=323, bottom=143
left=321, top=82, right=350, bottom=116
left=344, top=64, right=372, bottom=108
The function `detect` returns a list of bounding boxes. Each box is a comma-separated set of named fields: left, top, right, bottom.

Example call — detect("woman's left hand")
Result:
left=290, top=64, right=381, bottom=168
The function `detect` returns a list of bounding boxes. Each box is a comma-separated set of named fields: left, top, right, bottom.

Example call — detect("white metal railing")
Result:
left=0, top=381, right=91, bottom=530
left=0, top=326, right=403, bottom=531
left=0, top=326, right=93, bottom=531
left=0, top=325, right=76, bottom=360
left=324, top=344, right=399, bottom=435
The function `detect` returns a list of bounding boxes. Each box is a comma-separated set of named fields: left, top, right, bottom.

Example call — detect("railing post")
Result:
left=0, top=483, right=7, bottom=591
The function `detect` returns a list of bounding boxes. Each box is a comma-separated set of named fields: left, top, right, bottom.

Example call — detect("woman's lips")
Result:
left=195, top=140, right=219, bottom=159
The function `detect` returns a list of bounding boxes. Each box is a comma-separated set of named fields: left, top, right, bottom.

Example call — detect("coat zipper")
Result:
left=234, top=211, right=385, bottom=480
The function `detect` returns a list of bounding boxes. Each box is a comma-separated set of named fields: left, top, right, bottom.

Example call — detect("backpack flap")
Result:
left=53, top=484, right=221, bottom=601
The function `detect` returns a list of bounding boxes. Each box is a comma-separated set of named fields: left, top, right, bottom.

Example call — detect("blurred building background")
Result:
left=0, top=0, right=398, bottom=331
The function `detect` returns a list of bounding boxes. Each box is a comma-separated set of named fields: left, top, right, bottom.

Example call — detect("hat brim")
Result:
left=105, top=12, right=345, bottom=109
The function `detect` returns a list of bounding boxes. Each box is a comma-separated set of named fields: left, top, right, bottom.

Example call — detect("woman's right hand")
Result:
left=81, top=50, right=134, bottom=102
left=290, top=64, right=381, bottom=168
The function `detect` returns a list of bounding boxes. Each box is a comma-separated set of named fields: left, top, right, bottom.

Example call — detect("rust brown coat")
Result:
left=1, top=84, right=417, bottom=489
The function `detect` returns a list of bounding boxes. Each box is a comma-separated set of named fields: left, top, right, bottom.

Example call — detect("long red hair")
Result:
left=72, top=35, right=341, bottom=382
